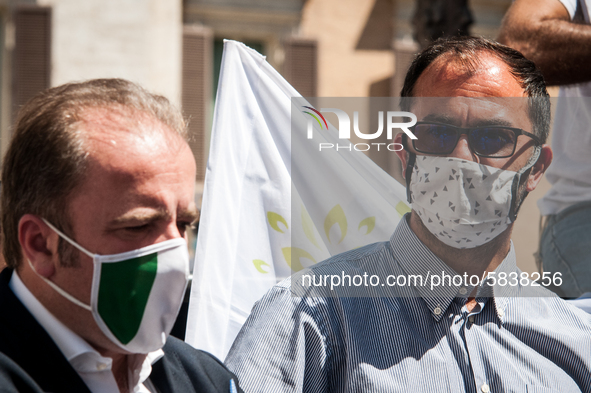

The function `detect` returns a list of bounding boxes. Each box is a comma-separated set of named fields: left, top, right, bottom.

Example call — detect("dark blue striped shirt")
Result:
left=226, top=218, right=591, bottom=392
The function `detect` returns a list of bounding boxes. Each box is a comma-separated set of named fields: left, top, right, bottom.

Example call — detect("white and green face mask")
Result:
left=36, top=219, right=189, bottom=354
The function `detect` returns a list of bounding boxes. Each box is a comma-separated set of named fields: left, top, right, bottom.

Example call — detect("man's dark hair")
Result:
left=1, top=78, right=187, bottom=269
left=400, top=36, right=551, bottom=144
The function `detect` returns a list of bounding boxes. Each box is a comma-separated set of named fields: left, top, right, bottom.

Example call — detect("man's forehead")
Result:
left=66, top=106, right=197, bottom=226
left=77, top=106, right=184, bottom=154
left=409, top=51, right=531, bottom=129
left=79, top=106, right=159, bottom=136
left=412, top=51, right=527, bottom=99
left=409, top=96, right=530, bottom=122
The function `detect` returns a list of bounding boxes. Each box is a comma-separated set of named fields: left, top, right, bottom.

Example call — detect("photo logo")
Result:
left=303, top=106, right=417, bottom=152
left=303, top=106, right=328, bottom=133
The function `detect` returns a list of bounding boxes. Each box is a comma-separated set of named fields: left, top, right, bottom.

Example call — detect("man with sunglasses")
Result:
left=225, top=37, right=591, bottom=392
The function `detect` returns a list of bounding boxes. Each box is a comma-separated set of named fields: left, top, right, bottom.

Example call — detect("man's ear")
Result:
left=18, top=214, right=58, bottom=278
left=526, top=144, right=553, bottom=192
left=394, top=133, right=409, bottom=179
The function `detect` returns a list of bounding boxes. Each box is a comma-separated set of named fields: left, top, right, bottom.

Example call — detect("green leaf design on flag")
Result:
left=358, top=216, right=376, bottom=235
left=97, top=253, right=158, bottom=344
left=301, top=207, right=321, bottom=249
left=324, top=204, right=347, bottom=244
left=267, top=211, right=288, bottom=233
left=395, top=201, right=412, bottom=217
left=282, top=247, right=316, bottom=272
left=253, top=259, right=270, bottom=274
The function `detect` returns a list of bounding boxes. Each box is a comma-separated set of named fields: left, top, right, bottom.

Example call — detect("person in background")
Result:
left=499, top=0, right=591, bottom=298
left=0, top=79, right=243, bottom=393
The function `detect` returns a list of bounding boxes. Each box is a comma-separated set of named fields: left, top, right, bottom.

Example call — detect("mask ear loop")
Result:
left=27, top=259, right=92, bottom=311
left=508, top=146, right=542, bottom=221
left=401, top=134, right=417, bottom=204
left=41, top=218, right=95, bottom=259
left=32, top=218, right=96, bottom=311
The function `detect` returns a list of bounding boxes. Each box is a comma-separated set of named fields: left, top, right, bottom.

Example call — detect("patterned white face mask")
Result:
left=408, top=152, right=539, bottom=249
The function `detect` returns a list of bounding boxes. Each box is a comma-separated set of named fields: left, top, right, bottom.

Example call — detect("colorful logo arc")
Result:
left=302, top=106, right=328, bottom=130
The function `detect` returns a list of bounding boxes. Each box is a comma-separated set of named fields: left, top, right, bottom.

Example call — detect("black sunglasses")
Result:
left=406, top=121, right=541, bottom=158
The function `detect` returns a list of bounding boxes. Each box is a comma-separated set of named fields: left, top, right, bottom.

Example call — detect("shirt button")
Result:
left=433, top=307, right=442, bottom=316
left=468, top=315, right=475, bottom=323
left=96, top=362, right=108, bottom=371
left=459, top=287, right=468, bottom=295
left=481, top=383, right=490, bottom=393
left=498, top=308, right=505, bottom=318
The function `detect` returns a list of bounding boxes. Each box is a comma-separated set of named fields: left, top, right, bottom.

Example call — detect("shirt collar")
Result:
left=9, top=271, right=163, bottom=386
left=389, top=214, right=517, bottom=322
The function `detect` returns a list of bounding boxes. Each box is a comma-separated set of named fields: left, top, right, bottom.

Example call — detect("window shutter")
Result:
left=182, top=25, right=212, bottom=182
left=283, top=38, right=317, bottom=97
left=12, top=6, right=51, bottom=121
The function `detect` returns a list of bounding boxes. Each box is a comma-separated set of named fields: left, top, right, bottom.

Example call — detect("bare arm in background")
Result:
left=498, top=0, right=591, bottom=85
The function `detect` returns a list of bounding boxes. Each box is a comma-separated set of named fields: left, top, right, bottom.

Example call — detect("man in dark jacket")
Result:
left=0, top=78, right=242, bottom=393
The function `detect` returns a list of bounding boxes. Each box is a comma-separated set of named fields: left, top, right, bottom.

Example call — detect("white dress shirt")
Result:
left=10, top=271, right=164, bottom=393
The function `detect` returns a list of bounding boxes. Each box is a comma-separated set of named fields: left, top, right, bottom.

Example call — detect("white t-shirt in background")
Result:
left=537, top=0, right=591, bottom=215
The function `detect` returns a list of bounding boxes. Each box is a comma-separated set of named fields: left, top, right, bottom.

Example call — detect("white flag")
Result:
left=185, top=40, right=410, bottom=360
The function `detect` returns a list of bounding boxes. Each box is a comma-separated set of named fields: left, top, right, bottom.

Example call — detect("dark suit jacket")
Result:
left=0, top=268, right=243, bottom=392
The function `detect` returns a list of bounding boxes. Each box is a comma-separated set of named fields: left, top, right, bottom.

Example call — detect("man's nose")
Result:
left=157, top=222, right=186, bottom=243
left=449, top=135, right=478, bottom=161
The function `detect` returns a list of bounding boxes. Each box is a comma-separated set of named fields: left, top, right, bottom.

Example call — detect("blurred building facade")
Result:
left=5, top=0, right=555, bottom=274
left=0, top=0, right=510, bottom=179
